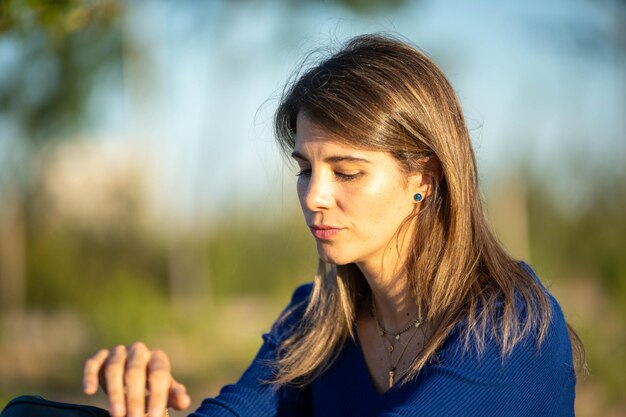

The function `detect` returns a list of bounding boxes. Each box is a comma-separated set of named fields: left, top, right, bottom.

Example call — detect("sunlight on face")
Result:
left=293, top=113, right=420, bottom=270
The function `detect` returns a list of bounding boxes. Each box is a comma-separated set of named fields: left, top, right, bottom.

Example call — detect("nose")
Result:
left=298, top=170, right=335, bottom=212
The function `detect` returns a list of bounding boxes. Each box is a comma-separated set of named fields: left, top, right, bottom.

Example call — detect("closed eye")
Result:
left=296, top=168, right=362, bottom=182
left=296, top=169, right=361, bottom=182
left=335, top=172, right=361, bottom=181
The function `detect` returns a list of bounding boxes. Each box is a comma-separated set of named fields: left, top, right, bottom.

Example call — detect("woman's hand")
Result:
left=82, top=342, right=191, bottom=417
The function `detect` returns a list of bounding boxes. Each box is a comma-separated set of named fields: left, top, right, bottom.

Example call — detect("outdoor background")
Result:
left=0, top=1, right=624, bottom=416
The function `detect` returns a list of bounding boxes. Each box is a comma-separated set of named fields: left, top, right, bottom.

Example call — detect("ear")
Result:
left=408, top=157, right=441, bottom=199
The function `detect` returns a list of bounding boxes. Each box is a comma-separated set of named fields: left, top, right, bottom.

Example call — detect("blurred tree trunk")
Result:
left=0, top=187, right=25, bottom=312
left=486, top=176, right=530, bottom=262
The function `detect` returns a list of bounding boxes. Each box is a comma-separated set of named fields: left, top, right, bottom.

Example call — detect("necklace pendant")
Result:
left=388, top=369, right=395, bottom=388
left=395, top=334, right=400, bottom=340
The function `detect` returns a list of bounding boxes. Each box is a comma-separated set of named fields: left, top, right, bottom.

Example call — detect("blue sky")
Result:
left=3, top=0, right=623, bottom=227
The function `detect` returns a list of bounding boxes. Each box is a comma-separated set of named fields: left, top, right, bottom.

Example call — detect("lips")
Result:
left=309, top=225, right=343, bottom=240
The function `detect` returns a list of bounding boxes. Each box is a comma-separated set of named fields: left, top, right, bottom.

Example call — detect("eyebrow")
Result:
left=290, top=151, right=371, bottom=164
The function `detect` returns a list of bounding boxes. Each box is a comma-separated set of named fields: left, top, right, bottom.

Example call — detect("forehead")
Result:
left=293, top=114, right=410, bottom=181
left=294, top=113, right=373, bottom=156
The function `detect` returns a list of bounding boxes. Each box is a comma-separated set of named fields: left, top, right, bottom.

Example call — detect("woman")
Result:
left=82, top=34, right=584, bottom=417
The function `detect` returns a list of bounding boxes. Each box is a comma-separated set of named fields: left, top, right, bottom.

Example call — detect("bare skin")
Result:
left=82, top=342, right=190, bottom=417
left=82, top=114, right=436, bottom=412
left=356, top=300, right=435, bottom=394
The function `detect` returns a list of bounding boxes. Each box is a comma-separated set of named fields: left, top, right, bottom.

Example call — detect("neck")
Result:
left=356, top=257, right=418, bottom=330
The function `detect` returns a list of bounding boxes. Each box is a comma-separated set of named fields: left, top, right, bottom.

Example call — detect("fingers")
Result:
left=145, top=349, right=172, bottom=417
left=105, top=345, right=129, bottom=417
left=82, top=342, right=188, bottom=417
left=168, top=379, right=191, bottom=411
left=83, top=349, right=110, bottom=395
left=126, top=342, right=152, bottom=417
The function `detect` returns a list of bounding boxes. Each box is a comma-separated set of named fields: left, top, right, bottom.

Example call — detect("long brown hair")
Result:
left=272, top=33, right=585, bottom=386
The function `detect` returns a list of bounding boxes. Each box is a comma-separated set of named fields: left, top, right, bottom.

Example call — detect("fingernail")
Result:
left=83, top=382, right=92, bottom=391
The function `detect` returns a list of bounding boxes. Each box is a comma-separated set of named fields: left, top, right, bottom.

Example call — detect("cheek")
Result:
left=352, top=176, right=410, bottom=226
left=362, top=174, right=407, bottom=207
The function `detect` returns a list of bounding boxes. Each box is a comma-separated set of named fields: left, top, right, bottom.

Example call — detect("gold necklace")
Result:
left=371, top=304, right=422, bottom=343
left=371, top=301, right=423, bottom=388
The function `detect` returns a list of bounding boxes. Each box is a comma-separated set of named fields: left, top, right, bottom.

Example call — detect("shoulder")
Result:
left=266, top=283, right=313, bottom=343
left=517, top=262, right=572, bottom=357
left=452, top=262, right=572, bottom=361
left=429, top=263, right=576, bottom=413
left=290, top=282, right=314, bottom=305
left=518, top=262, right=575, bottom=376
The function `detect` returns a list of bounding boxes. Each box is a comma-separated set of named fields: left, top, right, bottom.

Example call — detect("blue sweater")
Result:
left=191, top=269, right=576, bottom=416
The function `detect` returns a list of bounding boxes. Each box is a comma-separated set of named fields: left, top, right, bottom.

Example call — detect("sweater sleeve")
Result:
left=189, top=284, right=313, bottom=417
left=381, top=266, right=577, bottom=417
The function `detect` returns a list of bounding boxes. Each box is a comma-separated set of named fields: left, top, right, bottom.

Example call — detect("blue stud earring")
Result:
left=413, top=193, right=423, bottom=202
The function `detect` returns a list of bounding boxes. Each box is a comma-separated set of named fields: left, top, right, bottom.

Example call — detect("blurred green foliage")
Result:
left=527, top=175, right=626, bottom=407
left=205, top=216, right=315, bottom=297
left=26, top=220, right=170, bottom=342
left=529, top=174, right=626, bottom=307
left=0, top=0, right=120, bottom=35
left=23, top=208, right=316, bottom=342
left=0, top=0, right=122, bottom=148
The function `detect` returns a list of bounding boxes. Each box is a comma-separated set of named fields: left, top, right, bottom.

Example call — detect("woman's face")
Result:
left=293, top=113, right=424, bottom=269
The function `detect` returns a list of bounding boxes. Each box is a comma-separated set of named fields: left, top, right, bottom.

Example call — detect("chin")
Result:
left=316, top=247, right=354, bottom=266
